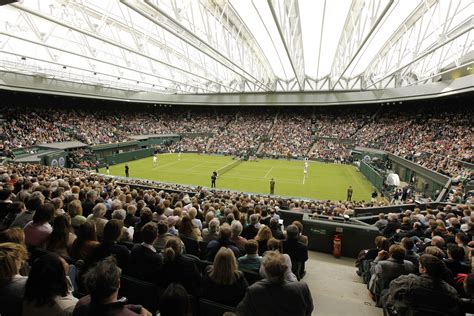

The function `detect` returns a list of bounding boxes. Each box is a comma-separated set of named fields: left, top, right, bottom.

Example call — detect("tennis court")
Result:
left=102, top=153, right=374, bottom=201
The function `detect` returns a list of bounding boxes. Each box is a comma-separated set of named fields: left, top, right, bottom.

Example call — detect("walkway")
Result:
left=305, top=251, right=382, bottom=316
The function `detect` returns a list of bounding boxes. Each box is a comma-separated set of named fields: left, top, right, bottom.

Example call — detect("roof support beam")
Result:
left=267, top=0, right=305, bottom=90
left=330, top=0, right=394, bottom=90
left=133, top=0, right=273, bottom=92
left=10, top=2, right=233, bottom=93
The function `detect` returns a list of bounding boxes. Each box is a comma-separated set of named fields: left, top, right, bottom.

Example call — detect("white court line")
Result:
left=184, top=163, right=204, bottom=172
left=264, top=167, right=274, bottom=178
left=156, top=159, right=185, bottom=170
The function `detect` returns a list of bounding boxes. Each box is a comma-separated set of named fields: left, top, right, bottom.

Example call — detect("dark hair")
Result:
left=448, top=244, right=465, bottom=262
left=140, top=209, right=153, bottom=224
left=103, top=219, right=123, bottom=243
left=159, top=283, right=191, bottom=316
left=286, top=225, right=299, bottom=239
left=244, top=239, right=258, bottom=255
left=179, top=216, right=194, bottom=236
left=419, top=254, right=446, bottom=278
left=7, top=201, right=24, bottom=214
left=46, top=214, right=72, bottom=253
left=26, top=195, right=43, bottom=211
left=157, top=221, right=169, bottom=235
left=141, top=222, right=158, bottom=244
left=456, top=232, right=470, bottom=245
left=71, top=221, right=97, bottom=258
left=0, top=189, right=12, bottom=200
left=401, top=237, right=414, bottom=251
left=83, top=257, right=121, bottom=303
left=32, top=203, right=54, bottom=224
left=24, top=253, right=68, bottom=306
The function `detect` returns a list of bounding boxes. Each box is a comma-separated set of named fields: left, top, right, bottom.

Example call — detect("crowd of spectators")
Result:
left=1, top=103, right=472, bottom=179
left=261, top=109, right=312, bottom=158
left=0, top=162, right=315, bottom=315
left=307, top=139, right=351, bottom=163
left=356, top=204, right=474, bottom=315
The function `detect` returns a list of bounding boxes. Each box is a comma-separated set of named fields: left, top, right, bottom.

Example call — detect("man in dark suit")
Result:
left=0, top=189, right=13, bottom=222
left=282, top=225, right=308, bottom=280
left=82, top=190, right=97, bottom=218
left=241, top=214, right=260, bottom=240
left=237, top=251, right=313, bottom=316
left=129, top=222, right=163, bottom=284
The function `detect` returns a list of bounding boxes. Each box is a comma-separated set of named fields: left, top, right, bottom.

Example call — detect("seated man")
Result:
left=206, top=223, right=241, bottom=261
left=369, top=244, right=416, bottom=306
left=129, top=222, right=163, bottom=284
left=237, top=251, right=313, bottom=316
left=73, top=257, right=152, bottom=316
left=238, top=239, right=262, bottom=271
left=384, top=254, right=463, bottom=316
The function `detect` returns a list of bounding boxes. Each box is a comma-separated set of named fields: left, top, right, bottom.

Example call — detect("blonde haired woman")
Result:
left=200, top=247, right=248, bottom=306
left=0, top=242, right=28, bottom=316
left=87, top=203, right=108, bottom=240
left=255, top=225, right=273, bottom=256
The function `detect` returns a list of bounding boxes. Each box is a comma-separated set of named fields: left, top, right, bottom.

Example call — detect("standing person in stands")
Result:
left=211, top=171, right=217, bottom=188
left=270, top=178, right=275, bottom=195
left=125, top=164, right=129, bottom=178
left=237, top=251, right=313, bottom=315
left=282, top=225, right=308, bottom=280
left=347, top=186, right=353, bottom=201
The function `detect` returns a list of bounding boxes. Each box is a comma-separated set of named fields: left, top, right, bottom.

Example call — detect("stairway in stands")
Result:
left=256, top=110, right=279, bottom=154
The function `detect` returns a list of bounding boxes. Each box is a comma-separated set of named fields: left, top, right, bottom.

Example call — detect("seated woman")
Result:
left=179, top=216, right=203, bottom=242
left=24, top=203, right=54, bottom=247
left=200, top=247, right=248, bottom=306
left=86, top=203, right=108, bottom=240
left=46, top=214, right=77, bottom=257
left=202, top=218, right=220, bottom=243
left=70, top=221, right=99, bottom=262
left=0, top=242, right=28, bottom=316
left=161, top=237, right=201, bottom=295
left=22, top=253, right=78, bottom=316
left=91, top=219, right=130, bottom=271
left=255, top=226, right=272, bottom=256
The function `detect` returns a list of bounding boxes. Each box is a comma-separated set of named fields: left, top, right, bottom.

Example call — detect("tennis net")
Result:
left=216, top=158, right=243, bottom=176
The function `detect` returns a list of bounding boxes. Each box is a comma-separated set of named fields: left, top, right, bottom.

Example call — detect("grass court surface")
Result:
left=102, top=153, right=374, bottom=201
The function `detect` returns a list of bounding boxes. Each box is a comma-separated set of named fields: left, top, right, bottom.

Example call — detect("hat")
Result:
left=167, top=216, right=179, bottom=227
left=183, top=196, right=191, bottom=204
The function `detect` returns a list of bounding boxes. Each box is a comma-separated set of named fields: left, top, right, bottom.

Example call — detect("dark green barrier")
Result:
left=277, top=209, right=304, bottom=227
left=105, top=148, right=154, bottom=165
left=302, top=214, right=380, bottom=258
left=359, top=160, right=383, bottom=191
left=42, top=151, right=68, bottom=168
